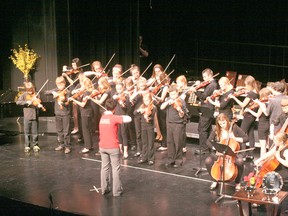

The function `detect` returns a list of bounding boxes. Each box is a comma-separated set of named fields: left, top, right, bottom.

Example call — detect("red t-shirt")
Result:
left=99, top=113, right=123, bottom=149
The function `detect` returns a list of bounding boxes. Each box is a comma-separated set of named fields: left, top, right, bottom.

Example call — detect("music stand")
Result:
left=212, top=141, right=236, bottom=204
left=193, top=106, right=214, bottom=177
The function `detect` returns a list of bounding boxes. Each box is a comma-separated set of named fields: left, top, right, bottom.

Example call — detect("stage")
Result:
left=0, top=117, right=287, bottom=216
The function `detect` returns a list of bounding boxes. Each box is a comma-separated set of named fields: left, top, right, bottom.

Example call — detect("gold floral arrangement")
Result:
left=9, top=44, right=40, bottom=80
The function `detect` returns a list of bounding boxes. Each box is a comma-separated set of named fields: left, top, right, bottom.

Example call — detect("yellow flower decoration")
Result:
left=9, top=44, right=40, bottom=79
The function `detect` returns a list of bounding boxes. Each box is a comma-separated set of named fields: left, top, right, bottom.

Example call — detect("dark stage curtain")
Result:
left=56, top=0, right=139, bottom=74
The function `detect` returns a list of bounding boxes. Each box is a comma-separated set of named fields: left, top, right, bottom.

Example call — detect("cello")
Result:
left=254, top=117, right=288, bottom=188
left=211, top=119, right=240, bottom=182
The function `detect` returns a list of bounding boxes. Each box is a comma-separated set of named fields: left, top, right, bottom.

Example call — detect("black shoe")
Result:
left=165, top=162, right=175, bottom=167
left=194, top=148, right=209, bottom=155
left=138, top=159, right=147, bottom=164
left=102, top=190, right=111, bottom=195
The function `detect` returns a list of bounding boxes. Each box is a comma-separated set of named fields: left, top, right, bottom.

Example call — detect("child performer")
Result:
left=16, top=82, right=43, bottom=153
left=45, top=76, right=72, bottom=154
left=160, top=84, right=187, bottom=168
left=130, top=77, right=148, bottom=157
left=112, top=81, right=130, bottom=159
left=69, top=77, right=94, bottom=154
left=135, top=93, right=157, bottom=165
left=99, top=98, right=132, bottom=197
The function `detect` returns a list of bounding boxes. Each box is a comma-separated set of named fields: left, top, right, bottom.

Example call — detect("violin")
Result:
left=195, top=80, right=211, bottom=91
left=26, top=92, right=46, bottom=111
left=171, top=98, right=185, bottom=118
left=245, top=97, right=269, bottom=111
left=64, top=69, right=80, bottom=76
left=89, top=89, right=105, bottom=99
left=225, top=88, right=247, bottom=101
left=205, top=90, right=224, bottom=103
left=114, top=93, right=126, bottom=108
left=69, top=89, right=85, bottom=100
left=55, top=89, right=68, bottom=110
left=63, top=63, right=90, bottom=76
left=152, top=83, right=163, bottom=95
left=141, top=103, right=154, bottom=122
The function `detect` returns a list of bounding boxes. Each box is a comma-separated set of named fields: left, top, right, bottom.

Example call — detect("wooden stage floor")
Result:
left=0, top=117, right=287, bottom=216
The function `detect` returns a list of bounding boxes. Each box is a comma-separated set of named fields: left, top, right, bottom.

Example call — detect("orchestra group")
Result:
left=16, top=57, right=288, bottom=196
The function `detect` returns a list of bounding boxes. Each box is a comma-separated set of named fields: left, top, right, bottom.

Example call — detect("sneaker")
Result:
left=71, top=129, right=78, bottom=134
left=134, top=152, right=141, bottom=157
left=33, top=146, right=40, bottom=152
left=24, top=147, right=30, bottom=153
left=64, top=148, right=71, bottom=154
left=55, top=146, right=63, bottom=151
left=123, top=152, right=129, bottom=159
left=182, top=147, right=187, bottom=153
left=158, top=146, right=167, bottom=151
left=210, top=181, right=218, bottom=191
left=80, top=148, right=90, bottom=154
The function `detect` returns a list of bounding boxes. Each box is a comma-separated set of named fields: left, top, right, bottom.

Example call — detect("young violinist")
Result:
left=45, top=76, right=72, bottom=154
left=62, top=58, right=83, bottom=136
left=228, top=75, right=259, bottom=161
left=69, top=77, right=94, bottom=154
left=130, top=77, right=148, bottom=157
left=147, top=64, right=164, bottom=87
left=176, top=75, right=190, bottom=153
left=205, top=113, right=248, bottom=191
left=160, top=83, right=187, bottom=168
left=206, top=76, right=234, bottom=120
left=89, top=76, right=111, bottom=116
left=112, top=81, right=130, bottom=159
left=190, top=68, right=218, bottom=155
left=244, top=88, right=272, bottom=156
left=125, top=77, right=137, bottom=151
left=110, top=64, right=123, bottom=95
left=135, top=93, right=157, bottom=165
left=16, top=82, right=43, bottom=153
left=152, top=72, right=170, bottom=151
left=128, top=64, right=141, bottom=85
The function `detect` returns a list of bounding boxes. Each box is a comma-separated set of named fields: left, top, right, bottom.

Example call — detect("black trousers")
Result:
left=240, top=116, right=256, bottom=156
left=167, top=122, right=184, bottom=164
left=198, top=115, right=214, bottom=149
left=118, top=123, right=128, bottom=147
left=55, top=115, right=71, bottom=148
left=141, top=127, right=155, bottom=161
left=81, top=115, right=93, bottom=149
left=134, top=114, right=142, bottom=152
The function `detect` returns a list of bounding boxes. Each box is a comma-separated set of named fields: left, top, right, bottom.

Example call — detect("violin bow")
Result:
left=91, top=53, right=116, bottom=82
left=164, top=54, right=176, bottom=72
left=88, top=96, right=107, bottom=111
left=149, top=70, right=176, bottom=107
left=31, top=79, right=49, bottom=100
left=129, top=62, right=153, bottom=89
left=120, top=67, right=133, bottom=77
left=78, top=63, right=90, bottom=69
left=57, top=77, right=80, bottom=97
